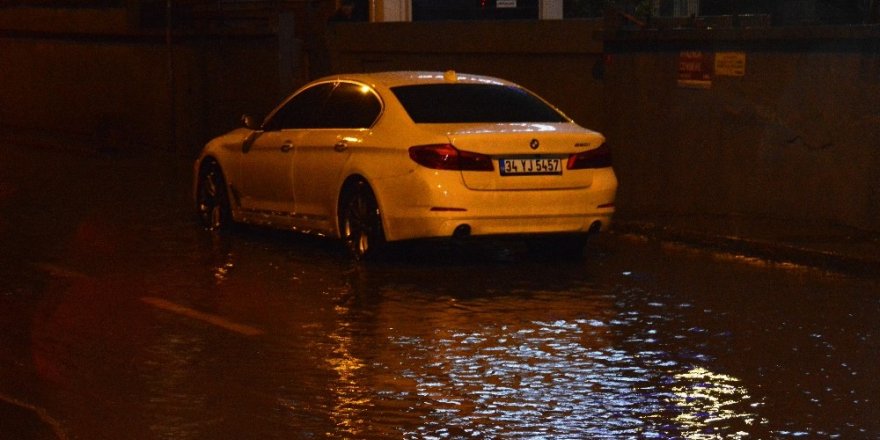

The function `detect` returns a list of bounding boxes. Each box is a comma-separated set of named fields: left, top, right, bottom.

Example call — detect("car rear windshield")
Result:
left=390, top=84, right=568, bottom=123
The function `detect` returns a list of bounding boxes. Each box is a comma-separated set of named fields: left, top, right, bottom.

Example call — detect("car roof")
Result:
left=313, top=71, right=515, bottom=89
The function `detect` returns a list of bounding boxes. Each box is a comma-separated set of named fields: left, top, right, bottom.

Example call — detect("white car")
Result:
left=194, top=71, right=617, bottom=259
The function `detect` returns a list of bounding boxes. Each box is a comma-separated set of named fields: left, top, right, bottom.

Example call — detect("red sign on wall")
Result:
left=678, top=51, right=712, bottom=89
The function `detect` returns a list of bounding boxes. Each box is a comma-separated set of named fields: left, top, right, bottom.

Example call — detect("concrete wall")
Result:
left=330, top=21, right=880, bottom=232
left=0, top=7, right=284, bottom=153
left=328, top=20, right=607, bottom=130
left=0, top=9, right=164, bottom=149
left=602, top=27, right=880, bottom=231
left=2, top=9, right=878, bottom=232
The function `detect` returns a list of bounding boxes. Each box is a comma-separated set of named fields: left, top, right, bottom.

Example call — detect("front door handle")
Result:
left=280, top=142, right=293, bottom=153
left=334, top=140, right=348, bottom=152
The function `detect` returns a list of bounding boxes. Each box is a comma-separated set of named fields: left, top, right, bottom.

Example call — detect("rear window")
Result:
left=390, top=84, right=568, bottom=123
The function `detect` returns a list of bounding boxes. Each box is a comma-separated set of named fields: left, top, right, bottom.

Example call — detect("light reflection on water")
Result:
left=9, top=223, right=877, bottom=439
left=85, top=232, right=873, bottom=440
left=4, top=147, right=878, bottom=440
left=314, top=264, right=771, bottom=439
left=15, top=212, right=875, bottom=439
left=671, top=367, right=762, bottom=440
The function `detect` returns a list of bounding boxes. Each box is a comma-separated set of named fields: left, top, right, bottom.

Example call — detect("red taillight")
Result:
left=567, top=143, right=612, bottom=170
left=408, top=144, right=494, bottom=172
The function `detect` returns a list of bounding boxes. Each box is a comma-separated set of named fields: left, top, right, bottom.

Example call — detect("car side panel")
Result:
left=238, top=130, right=298, bottom=214
left=292, top=130, right=358, bottom=223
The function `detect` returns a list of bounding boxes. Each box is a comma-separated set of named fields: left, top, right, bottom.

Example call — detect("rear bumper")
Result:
left=376, top=168, right=617, bottom=242
left=387, top=211, right=614, bottom=242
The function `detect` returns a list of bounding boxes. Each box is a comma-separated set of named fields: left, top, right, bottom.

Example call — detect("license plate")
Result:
left=499, top=158, right=562, bottom=176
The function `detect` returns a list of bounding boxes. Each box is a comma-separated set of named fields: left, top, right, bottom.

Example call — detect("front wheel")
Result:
left=340, top=181, right=385, bottom=260
left=196, top=161, right=233, bottom=232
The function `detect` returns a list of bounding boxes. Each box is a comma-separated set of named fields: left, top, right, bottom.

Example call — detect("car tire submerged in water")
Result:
left=196, top=161, right=233, bottom=232
left=340, top=180, right=386, bottom=260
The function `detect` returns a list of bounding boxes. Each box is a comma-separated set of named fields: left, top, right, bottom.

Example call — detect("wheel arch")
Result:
left=336, top=174, right=385, bottom=239
left=195, top=155, right=237, bottom=215
left=194, top=155, right=225, bottom=201
left=194, top=154, right=237, bottom=231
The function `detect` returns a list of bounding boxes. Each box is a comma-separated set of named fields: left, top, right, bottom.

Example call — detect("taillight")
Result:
left=408, top=144, right=494, bottom=171
left=567, top=143, right=612, bottom=170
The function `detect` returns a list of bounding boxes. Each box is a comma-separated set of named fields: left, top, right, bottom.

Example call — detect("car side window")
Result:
left=317, top=82, right=382, bottom=129
left=263, top=83, right=334, bottom=131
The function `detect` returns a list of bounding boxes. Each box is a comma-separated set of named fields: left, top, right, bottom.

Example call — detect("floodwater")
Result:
left=1, top=144, right=878, bottom=439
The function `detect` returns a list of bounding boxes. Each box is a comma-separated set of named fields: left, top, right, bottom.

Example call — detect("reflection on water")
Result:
left=143, top=332, right=211, bottom=440
left=8, top=217, right=877, bottom=439
left=310, top=260, right=773, bottom=439
left=1, top=141, right=876, bottom=439
left=39, top=225, right=866, bottom=439
left=671, top=367, right=763, bottom=439
left=327, top=301, right=373, bottom=437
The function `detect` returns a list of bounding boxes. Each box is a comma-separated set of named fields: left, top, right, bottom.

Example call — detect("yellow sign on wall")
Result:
left=715, top=52, right=747, bottom=76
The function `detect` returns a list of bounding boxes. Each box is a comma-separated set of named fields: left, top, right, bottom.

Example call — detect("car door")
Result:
left=293, top=81, right=382, bottom=223
left=237, top=83, right=333, bottom=215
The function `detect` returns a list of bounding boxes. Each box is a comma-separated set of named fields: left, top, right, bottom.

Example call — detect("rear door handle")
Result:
left=280, top=142, right=293, bottom=153
left=334, top=140, right=348, bottom=152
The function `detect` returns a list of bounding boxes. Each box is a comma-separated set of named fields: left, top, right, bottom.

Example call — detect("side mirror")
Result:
left=241, top=114, right=264, bottom=153
left=241, top=114, right=259, bottom=130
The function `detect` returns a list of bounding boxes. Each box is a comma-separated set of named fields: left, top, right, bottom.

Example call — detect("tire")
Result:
left=196, top=161, right=233, bottom=232
left=340, top=180, right=385, bottom=260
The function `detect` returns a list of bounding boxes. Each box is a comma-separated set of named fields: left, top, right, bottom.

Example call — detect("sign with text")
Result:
left=715, top=52, right=747, bottom=76
left=496, top=0, right=517, bottom=8
left=678, top=51, right=712, bottom=89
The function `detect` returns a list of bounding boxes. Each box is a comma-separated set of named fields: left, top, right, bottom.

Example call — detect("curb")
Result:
left=612, top=221, right=880, bottom=277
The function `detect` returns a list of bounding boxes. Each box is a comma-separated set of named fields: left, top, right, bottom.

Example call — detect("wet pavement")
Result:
left=1, top=143, right=879, bottom=439
left=614, top=214, right=880, bottom=278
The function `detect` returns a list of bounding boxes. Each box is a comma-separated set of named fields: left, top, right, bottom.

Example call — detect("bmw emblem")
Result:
left=529, top=139, right=540, bottom=150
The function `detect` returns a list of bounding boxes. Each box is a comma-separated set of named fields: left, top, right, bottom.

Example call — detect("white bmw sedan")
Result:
left=194, top=71, right=617, bottom=259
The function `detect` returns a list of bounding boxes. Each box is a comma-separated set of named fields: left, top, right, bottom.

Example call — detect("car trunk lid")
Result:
left=439, top=123, right=606, bottom=191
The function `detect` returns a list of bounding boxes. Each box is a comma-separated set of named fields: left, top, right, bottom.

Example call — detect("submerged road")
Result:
left=1, top=144, right=878, bottom=439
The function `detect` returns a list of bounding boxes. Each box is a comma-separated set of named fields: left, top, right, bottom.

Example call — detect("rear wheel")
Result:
left=196, top=161, right=232, bottom=231
left=340, top=180, right=385, bottom=260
